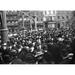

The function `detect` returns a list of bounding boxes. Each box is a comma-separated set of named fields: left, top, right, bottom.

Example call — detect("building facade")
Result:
left=6, top=10, right=73, bottom=33
left=6, top=11, right=21, bottom=33
left=29, top=11, right=44, bottom=31
left=55, top=11, right=72, bottom=28
left=43, top=10, right=57, bottom=29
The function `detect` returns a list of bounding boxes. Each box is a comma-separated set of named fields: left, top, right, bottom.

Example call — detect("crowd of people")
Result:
left=0, top=27, right=75, bottom=64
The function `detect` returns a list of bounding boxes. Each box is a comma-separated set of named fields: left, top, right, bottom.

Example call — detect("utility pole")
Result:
left=22, top=13, right=25, bottom=37
left=30, top=18, right=32, bottom=32
left=0, top=11, right=8, bottom=44
left=34, top=16, right=37, bottom=31
left=22, top=13, right=25, bottom=29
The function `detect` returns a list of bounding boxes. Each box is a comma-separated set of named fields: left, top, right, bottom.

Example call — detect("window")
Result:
left=37, top=17, right=38, bottom=21
left=12, top=21, right=14, bottom=23
left=58, top=16, right=60, bottom=19
left=53, top=11, right=55, bottom=14
left=52, top=16, right=55, bottom=20
left=66, top=16, right=69, bottom=19
left=45, top=11, right=46, bottom=15
left=47, top=11, right=49, bottom=15
left=49, top=16, right=52, bottom=21
left=41, top=18, right=43, bottom=21
left=8, top=21, right=11, bottom=23
left=58, top=23, right=60, bottom=28
left=62, top=16, right=64, bottom=19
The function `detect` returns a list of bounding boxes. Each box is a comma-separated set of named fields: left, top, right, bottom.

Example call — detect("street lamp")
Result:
left=32, top=15, right=37, bottom=31
left=22, top=13, right=26, bottom=37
